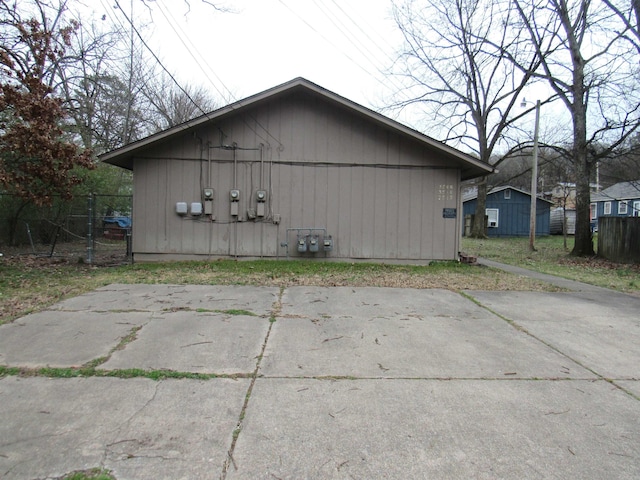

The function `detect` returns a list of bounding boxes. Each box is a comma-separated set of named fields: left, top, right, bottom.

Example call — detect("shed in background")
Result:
left=550, top=208, right=576, bottom=235
left=463, top=186, right=552, bottom=237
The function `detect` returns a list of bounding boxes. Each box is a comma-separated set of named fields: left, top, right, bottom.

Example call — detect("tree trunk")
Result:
left=570, top=87, right=595, bottom=256
left=572, top=158, right=594, bottom=256
left=470, top=178, right=488, bottom=238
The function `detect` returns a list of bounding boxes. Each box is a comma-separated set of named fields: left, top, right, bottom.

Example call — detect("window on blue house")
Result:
left=486, top=208, right=499, bottom=228
left=618, top=200, right=628, bottom=215
left=504, top=190, right=511, bottom=200
left=604, top=202, right=612, bottom=215
left=633, top=201, right=640, bottom=217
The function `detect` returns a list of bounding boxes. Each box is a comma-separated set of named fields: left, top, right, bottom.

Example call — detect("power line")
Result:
left=155, top=0, right=235, bottom=103
left=277, top=0, right=410, bottom=106
left=310, top=0, right=408, bottom=98
left=276, top=0, right=379, bottom=81
left=328, top=0, right=399, bottom=66
left=313, top=0, right=388, bottom=68
left=112, top=0, right=210, bottom=119
left=312, top=0, right=374, bottom=59
left=105, top=0, right=282, bottom=147
left=149, top=3, right=283, bottom=146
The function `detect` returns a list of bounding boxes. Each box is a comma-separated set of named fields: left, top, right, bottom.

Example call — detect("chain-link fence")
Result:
left=0, top=194, right=132, bottom=265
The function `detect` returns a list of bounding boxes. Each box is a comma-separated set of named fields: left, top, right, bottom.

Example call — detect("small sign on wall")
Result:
left=443, top=208, right=457, bottom=218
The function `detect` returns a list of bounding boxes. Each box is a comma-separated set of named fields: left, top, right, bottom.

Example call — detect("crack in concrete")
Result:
left=103, top=382, right=162, bottom=464
left=220, top=286, right=284, bottom=479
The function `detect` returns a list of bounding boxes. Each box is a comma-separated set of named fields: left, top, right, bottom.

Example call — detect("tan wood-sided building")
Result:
left=100, top=78, right=492, bottom=262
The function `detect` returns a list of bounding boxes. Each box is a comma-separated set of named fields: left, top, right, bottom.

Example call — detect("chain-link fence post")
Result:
left=86, top=193, right=94, bottom=264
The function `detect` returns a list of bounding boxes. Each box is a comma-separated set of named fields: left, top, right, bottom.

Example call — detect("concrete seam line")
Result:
left=220, top=286, right=284, bottom=479
left=460, top=291, right=640, bottom=402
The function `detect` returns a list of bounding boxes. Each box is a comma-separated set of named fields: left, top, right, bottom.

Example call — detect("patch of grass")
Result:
left=195, top=307, right=256, bottom=316
left=219, top=309, right=256, bottom=316
left=0, top=255, right=561, bottom=324
left=57, top=468, right=115, bottom=480
left=114, top=325, right=142, bottom=350
left=0, top=366, right=21, bottom=377
left=0, top=365, right=250, bottom=380
left=461, top=236, right=640, bottom=294
left=82, top=357, right=109, bottom=369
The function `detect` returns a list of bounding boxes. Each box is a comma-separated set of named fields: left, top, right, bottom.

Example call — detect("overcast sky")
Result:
left=90, top=0, right=561, bottom=150
left=102, top=0, right=406, bottom=118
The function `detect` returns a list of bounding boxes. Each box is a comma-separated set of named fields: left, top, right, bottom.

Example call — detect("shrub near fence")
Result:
left=598, top=217, right=640, bottom=264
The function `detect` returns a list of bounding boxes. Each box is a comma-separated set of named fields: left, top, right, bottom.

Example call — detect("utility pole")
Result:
left=522, top=98, right=541, bottom=251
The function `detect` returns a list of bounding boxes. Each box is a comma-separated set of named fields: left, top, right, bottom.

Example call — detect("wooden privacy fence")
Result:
left=598, top=217, right=640, bottom=263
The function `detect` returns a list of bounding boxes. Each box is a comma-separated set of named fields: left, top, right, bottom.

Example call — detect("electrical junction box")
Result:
left=190, top=202, right=203, bottom=216
left=176, top=202, right=188, bottom=215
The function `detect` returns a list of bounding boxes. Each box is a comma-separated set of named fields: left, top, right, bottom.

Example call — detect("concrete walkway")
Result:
left=478, top=257, right=620, bottom=293
left=0, top=281, right=638, bottom=479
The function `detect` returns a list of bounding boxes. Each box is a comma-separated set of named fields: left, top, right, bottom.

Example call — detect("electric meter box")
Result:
left=323, top=235, right=333, bottom=252
left=297, top=236, right=307, bottom=253
left=203, top=188, right=214, bottom=215
left=309, top=235, right=319, bottom=253
left=229, top=189, right=240, bottom=216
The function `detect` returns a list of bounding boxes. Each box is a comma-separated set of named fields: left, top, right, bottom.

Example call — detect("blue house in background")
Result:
left=463, top=186, right=552, bottom=237
left=590, top=180, right=640, bottom=224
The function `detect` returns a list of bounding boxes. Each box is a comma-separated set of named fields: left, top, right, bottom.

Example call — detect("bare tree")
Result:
left=602, top=0, right=640, bottom=52
left=512, top=0, right=640, bottom=256
left=391, top=0, right=542, bottom=238
left=142, top=72, right=219, bottom=132
left=56, top=17, right=139, bottom=153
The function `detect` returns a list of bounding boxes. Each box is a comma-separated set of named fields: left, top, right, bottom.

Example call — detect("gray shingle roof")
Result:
left=462, top=185, right=553, bottom=204
left=591, top=180, right=640, bottom=202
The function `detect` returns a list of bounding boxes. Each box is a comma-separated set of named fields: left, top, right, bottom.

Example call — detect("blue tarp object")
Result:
left=103, top=216, right=131, bottom=228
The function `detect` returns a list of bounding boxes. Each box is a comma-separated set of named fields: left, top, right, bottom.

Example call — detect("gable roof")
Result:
left=591, top=180, right=640, bottom=202
left=463, top=185, right=553, bottom=204
left=99, top=77, right=493, bottom=180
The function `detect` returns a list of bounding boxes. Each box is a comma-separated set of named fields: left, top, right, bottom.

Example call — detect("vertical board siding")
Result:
left=372, top=167, right=388, bottom=256
left=598, top=217, right=640, bottom=263
left=132, top=92, right=462, bottom=261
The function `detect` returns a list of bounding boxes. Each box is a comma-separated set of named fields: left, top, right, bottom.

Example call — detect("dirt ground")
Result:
left=0, top=241, right=131, bottom=267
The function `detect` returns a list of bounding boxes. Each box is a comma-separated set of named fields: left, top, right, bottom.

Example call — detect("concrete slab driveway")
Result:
left=0, top=284, right=638, bottom=479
